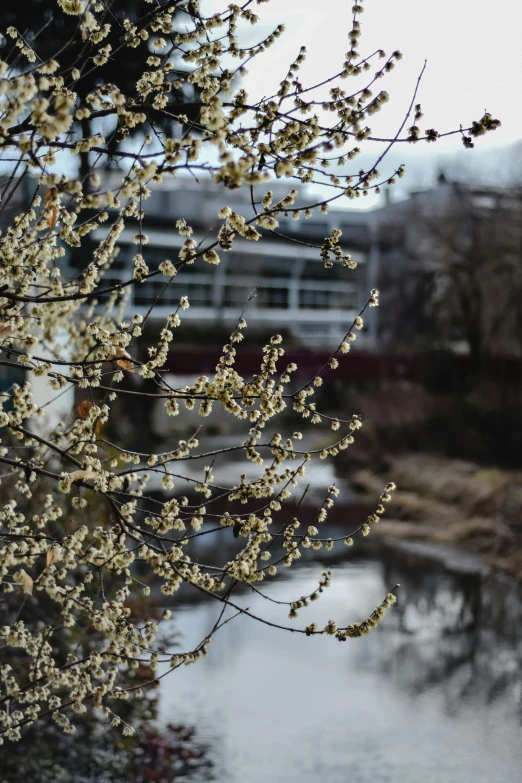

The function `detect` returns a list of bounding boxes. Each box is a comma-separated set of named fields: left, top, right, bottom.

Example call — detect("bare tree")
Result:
left=382, top=183, right=522, bottom=366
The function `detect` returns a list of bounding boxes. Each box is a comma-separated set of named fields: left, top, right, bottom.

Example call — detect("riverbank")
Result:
left=346, top=453, right=522, bottom=581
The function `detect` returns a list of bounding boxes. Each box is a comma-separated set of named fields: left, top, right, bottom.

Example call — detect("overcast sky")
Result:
left=226, top=0, right=522, bottom=205
left=10, top=1, right=519, bottom=206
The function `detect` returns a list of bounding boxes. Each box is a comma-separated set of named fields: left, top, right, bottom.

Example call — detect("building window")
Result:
left=170, top=283, right=213, bottom=307
left=260, top=257, right=294, bottom=278
left=299, top=288, right=358, bottom=309
left=134, top=281, right=213, bottom=307
left=328, top=289, right=358, bottom=309
left=98, top=276, right=124, bottom=301
left=299, top=289, right=330, bottom=309
left=135, top=280, right=162, bottom=306
left=298, top=220, right=330, bottom=238
left=223, top=285, right=254, bottom=308
left=257, top=286, right=289, bottom=308
left=302, top=260, right=355, bottom=282
left=109, top=254, right=128, bottom=271
left=117, top=244, right=197, bottom=274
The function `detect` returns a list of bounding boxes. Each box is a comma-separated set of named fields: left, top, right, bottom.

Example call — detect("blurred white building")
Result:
left=94, top=177, right=381, bottom=348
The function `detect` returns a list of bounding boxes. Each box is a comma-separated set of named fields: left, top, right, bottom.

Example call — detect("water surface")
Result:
left=159, top=553, right=522, bottom=783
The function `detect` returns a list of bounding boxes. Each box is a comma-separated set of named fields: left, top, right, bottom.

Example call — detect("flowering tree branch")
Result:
left=0, top=0, right=499, bottom=742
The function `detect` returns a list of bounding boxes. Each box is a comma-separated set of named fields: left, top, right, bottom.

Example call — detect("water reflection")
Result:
left=379, top=550, right=522, bottom=720
left=158, top=547, right=522, bottom=783
left=0, top=668, right=212, bottom=783
left=1, top=712, right=213, bottom=783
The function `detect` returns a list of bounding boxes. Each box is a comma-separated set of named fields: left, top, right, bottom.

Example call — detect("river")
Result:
left=158, top=545, right=522, bottom=783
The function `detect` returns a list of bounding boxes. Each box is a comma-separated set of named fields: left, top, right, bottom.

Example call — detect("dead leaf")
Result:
left=0, top=323, right=12, bottom=339
left=19, top=570, right=33, bottom=595
left=46, top=550, right=58, bottom=567
left=107, top=346, right=127, bottom=359
left=77, top=400, right=92, bottom=418
left=44, top=189, right=58, bottom=229
left=107, top=346, right=136, bottom=373
left=47, top=205, right=58, bottom=230
left=69, top=469, right=99, bottom=482
left=116, top=358, right=135, bottom=372
left=44, top=188, right=56, bottom=205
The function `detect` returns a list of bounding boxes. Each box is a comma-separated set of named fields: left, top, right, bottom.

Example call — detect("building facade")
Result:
left=94, top=177, right=382, bottom=348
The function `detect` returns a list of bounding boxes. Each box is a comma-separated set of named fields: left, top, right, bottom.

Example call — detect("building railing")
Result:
left=93, top=228, right=366, bottom=345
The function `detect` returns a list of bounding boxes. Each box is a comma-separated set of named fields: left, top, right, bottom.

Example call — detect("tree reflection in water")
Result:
left=0, top=708, right=213, bottom=782
left=0, top=581, right=213, bottom=782
left=378, top=550, right=522, bottom=720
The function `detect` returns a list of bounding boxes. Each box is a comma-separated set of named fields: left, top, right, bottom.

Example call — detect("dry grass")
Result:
left=349, top=453, right=522, bottom=580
